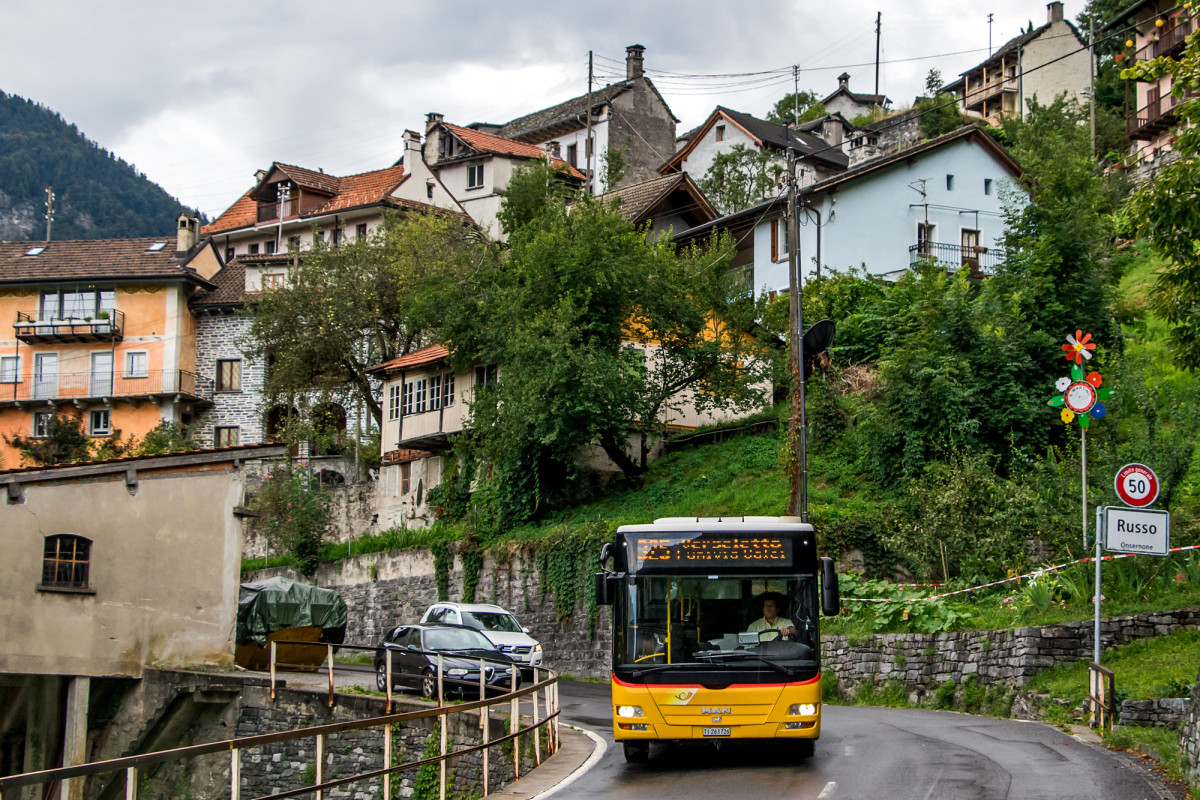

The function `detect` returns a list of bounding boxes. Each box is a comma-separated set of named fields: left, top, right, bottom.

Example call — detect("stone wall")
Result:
left=821, top=608, right=1200, bottom=693
left=244, top=546, right=613, bottom=679
left=1119, top=698, right=1191, bottom=730
left=1180, top=665, right=1200, bottom=784
left=194, top=313, right=267, bottom=448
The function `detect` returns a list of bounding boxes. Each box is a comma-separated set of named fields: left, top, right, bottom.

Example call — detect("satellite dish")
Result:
left=802, top=319, right=836, bottom=380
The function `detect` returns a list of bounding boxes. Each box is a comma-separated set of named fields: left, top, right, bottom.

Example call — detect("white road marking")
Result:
left=843, top=744, right=854, bottom=756
left=526, top=725, right=607, bottom=800
left=817, top=781, right=837, bottom=799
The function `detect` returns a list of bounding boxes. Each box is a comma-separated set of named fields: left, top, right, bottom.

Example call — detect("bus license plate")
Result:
left=703, top=727, right=731, bottom=737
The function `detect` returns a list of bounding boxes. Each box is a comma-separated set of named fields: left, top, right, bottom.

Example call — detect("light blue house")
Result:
left=674, top=126, right=1025, bottom=294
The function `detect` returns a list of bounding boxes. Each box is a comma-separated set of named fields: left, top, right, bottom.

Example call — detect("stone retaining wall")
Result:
left=1119, top=698, right=1191, bottom=730
left=1180, top=667, right=1200, bottom=785
left=820, top=608, right=1200, bottom=692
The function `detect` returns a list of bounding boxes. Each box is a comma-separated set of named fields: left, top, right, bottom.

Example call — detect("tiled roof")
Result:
left=441, top=124, right=585, bottom=179
left=0, top=237, right=207, bottom=285
left=190, top=260, right=247, bottom=308
left=497, top=77, right=678, bottom=142
left=664, top=107, right=849, bottom=174
left=203, top=163, right=413, bottom=235
left=367, top=344, right=449, bottom=375
left=600, top=173, right=715, bottom=224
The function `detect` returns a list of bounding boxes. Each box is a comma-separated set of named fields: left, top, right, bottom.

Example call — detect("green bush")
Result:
left=247, top=465, right=331, bottom=577
left=934, top=680, right=957, bottom=710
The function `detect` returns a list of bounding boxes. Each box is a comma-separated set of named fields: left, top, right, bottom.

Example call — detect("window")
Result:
left=566, top=143, right=578, bottom=167
left=401, top=462, right=411, bottom=495
left=917, top=222, right=936, bottom=256
left=414, top=378, right=427, bottom=414
left=474, top=365, right=497, bottom=389
left=39, top=288, right=115, bottom=321
left=33, top=411, right=53, bottom=438
left=429, top=374, right=441, bottom=410
left=357, top=223, right=368, bottom=240
left=262, top=273, right=285, bottom=289
left=264, top=240, right=276, bottom=255
left=125, top=351, right=148, bottom=378
left=426, top=182, right=434, bottom=199
left=770, top=219, right=789, bottom=263
left=402, top=381, right=413, bottom=416
left=89, top=409, right=111, bottom=436
left=225, top=247, right=235, bottom=262
left=332, top=226, right=341, bottom=247
left=984, top=178, right=993, bottom=195
left=443, top=373, right=455, bottom=407
left=946, top=174, right=955, bottom=191
left=249, top=243, right=260, bottom=255
left=289, top=235, right=303, bottom=251
left=215, top=426, right=239, bottom=447
left=467, top=164, right=485, bottom=190
left=715, top=124, right=726, bottom=142
left=42, top=535, right=90, bottom=590
left=216, top=359, right=242, bottom=392
left=0, top=355, right=17, bottom=383
left=388, top=384, right=400, bottom=421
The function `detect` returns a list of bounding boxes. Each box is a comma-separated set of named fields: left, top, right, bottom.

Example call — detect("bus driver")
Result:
left=747, top=593, right=796, bottom=638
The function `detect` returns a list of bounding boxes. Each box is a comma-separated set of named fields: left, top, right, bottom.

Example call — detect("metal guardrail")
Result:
left=0, top=641, right=559, bottom=800
left=0, top=369, right=213, bottom=404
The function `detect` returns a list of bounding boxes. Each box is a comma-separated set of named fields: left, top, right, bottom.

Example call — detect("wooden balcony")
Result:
left=1133, top=17, right=1196, bottom=62
left=14, top=310, right=125, bottom=343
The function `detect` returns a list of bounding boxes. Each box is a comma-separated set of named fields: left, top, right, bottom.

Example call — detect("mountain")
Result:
left=0, top=91, right=203, bottom=241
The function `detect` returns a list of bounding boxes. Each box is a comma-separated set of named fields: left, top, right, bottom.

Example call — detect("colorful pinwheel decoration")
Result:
left=1062, top=330, right=1096, bottom=365
left=1048, top=332, right=1113, bottom=429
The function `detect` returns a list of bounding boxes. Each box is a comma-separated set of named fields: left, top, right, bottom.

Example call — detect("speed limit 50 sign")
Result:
left=1114, top=463, right=1159, bottom=508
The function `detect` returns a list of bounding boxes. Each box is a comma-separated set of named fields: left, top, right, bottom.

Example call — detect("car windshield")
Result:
left=424, top=628, right=495, bottom=652
left=461, top=611, right=523, bottom=633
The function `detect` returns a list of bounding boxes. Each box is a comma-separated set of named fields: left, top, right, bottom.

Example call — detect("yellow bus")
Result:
left=595, top=516, right=840, bottom=762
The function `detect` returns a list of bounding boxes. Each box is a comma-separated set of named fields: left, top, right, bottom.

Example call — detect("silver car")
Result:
left=420, top=602, right=543, bottom=669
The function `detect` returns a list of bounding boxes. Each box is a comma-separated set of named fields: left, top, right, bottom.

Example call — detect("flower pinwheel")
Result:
left=1048, top=332, right=1113, bottom=429
left=1062, top=330, right=1096, bottom=365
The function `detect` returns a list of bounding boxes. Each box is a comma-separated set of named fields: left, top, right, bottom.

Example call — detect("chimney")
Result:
left=545, top=141, right=561, bottom=158
left=626, top=44, right=645, bottom=80
left=424, top=115, right=444, bottom=164
left=838, top=72, right=851, bottom=90
left=425, top=112, right=444, bottom=133
left=176, top=213, right=197, bottom=256
left=822, top=117, right=844, bottom=147
left=403, top=129, right=422, bottom=163
left=1047, top=1, right=1063, bottom=23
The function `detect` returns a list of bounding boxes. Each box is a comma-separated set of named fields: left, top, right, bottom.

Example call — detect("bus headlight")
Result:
left=617, top=705, right=644, bottom=718
left=788, top=703, right=817, bottom=716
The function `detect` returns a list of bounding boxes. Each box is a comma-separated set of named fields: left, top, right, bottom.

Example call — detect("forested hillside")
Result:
left=0, top=92, right=201, bottom=240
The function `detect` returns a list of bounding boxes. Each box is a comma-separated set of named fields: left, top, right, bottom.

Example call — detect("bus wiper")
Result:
left=629, top=661, right=706, bottom=679
left=698, top=651, right=798, bottom=677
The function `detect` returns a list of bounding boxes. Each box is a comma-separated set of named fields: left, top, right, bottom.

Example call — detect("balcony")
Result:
left=256, top=200, right=297, bottom=224
left=910, top=242, right=1002, bottom=276
left=1134, top=17, right=1196, bottom=62
left=0, top=369, right=213, bottom=408
left=965, top=75, right=1018, bottom=108
left=14, top=310, right=125, bottom=343
left=1125, top=89, right=1196, bottom=139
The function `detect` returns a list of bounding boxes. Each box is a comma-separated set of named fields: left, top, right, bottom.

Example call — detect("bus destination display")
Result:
left=632, top=536, right=792, bottom=569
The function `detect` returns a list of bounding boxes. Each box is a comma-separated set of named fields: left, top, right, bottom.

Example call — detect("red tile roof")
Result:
left=203, top=163, right=415, bottom=235
left=367, top=344, right=449, bottom=375
left=442, top=124, right=585, bottom=179
left=0, top=237, right=210, bottom=285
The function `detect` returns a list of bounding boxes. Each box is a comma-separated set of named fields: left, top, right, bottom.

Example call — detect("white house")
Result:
left=674, top=126, right=1025, bottom=291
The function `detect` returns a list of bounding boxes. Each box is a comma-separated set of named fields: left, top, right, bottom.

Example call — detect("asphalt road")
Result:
left=554, top=679, right=1180, bottom=800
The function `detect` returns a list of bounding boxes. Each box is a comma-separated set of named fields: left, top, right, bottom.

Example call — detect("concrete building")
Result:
left=943, top=2, right=1091, bottom=123
left=0, top=444, right=286, bottom=798
left=674, top=126, right=1025, bottom=290
left=0, top=222, right=221, bottom=467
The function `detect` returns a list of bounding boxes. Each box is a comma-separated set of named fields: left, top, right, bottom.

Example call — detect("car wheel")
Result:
left=623, top=741, right=649, bottom=763
left=421, top=670, right=438, bottom=700
left=796, top=738, right=815, bottom=759
left=376, top=662, right=388, bottom=692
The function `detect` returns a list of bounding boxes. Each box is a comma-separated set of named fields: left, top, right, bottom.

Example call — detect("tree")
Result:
left=442, top=163, right=773, bottom=528
left=924, top=69, right=944, bottom=97
left=3, top=414, right=93, bottom=466
left=765, top=91, right=826, bottom=125
left=1122, top=32, right=1200, bottom=369
left=247, top=210, right=486, bottom=426
left=914, top=93, right=965, bottom=139
left=697, top=144, right=784, bottom=215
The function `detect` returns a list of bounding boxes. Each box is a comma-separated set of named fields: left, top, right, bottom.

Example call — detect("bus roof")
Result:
left=616, top=516, right=815, bottom=534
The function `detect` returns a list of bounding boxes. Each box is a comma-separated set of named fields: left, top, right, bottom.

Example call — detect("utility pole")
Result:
left=586, top=51, right=594, bottom=194
left=988, top=13, right=994, bottom=54
left=793, top=65, right=800, bottom=125
left=786, top=136, right=808, bottom=521
left=44, top=187, right=55, bottom=242
left=874, top=12, right=882, bottom=98
left=1089, top=14, right=1097, bottom=158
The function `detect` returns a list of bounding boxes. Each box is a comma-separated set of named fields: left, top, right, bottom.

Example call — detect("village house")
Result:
left=819, top=72, right=891, bottom=120
left=943, top=2, right=1091, bottom=124
left=1104, top=0, right=1197, bottom=171
left=0, top=220, right=221, bottom=466
left=674, top=126, right=1024, bottom=291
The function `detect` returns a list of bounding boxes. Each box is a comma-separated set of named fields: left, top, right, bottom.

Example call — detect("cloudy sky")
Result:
left=0, top=1, right=1086, bottom=220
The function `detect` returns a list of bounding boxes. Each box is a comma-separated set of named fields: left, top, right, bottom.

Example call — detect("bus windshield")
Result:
left=615, top=573, right=819, bottom=672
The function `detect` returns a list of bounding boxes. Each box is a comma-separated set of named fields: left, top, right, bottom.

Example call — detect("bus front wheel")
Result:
left=623, top=741, right=649, bottom=763
left=797, top=739, right=815, bottom=759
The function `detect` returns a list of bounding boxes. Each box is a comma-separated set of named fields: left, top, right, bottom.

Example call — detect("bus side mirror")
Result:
left=820, top=557, right=840, bottom=616
left=595, top=572, right=620, bottom=606
left=599, top=542, right=612, bottom=568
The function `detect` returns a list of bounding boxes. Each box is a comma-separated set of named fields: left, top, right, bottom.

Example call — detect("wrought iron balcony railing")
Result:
left=15, top=309, right=125, bottom=343
left=910, top=242, right=1002, bottom=275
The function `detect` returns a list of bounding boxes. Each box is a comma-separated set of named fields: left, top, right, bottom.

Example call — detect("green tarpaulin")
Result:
left=237, top=576, right=348, bottom=647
